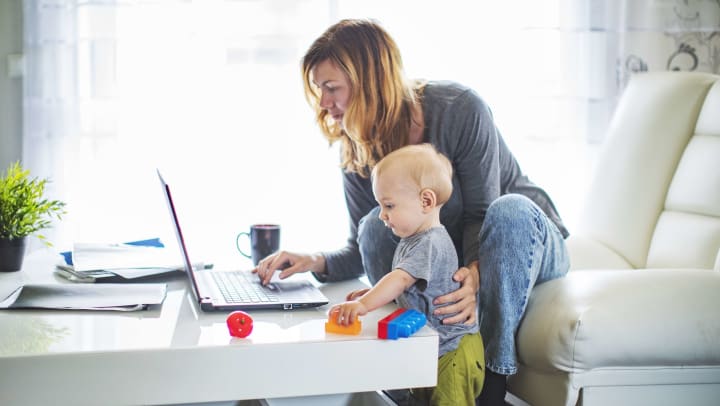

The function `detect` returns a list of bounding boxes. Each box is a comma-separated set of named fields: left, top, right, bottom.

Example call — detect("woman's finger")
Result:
left=434, top=271, right=477, bottom=325
left=259, top=251, right=288, bottom=285
left=434, top=288, right=475, bottom=314
left=439, top=299, right=476, bottom=325
left=278, top=254, right=316, bottom=280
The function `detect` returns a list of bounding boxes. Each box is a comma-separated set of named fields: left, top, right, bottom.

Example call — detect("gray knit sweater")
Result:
left=321, top=81, right=568, bottom=282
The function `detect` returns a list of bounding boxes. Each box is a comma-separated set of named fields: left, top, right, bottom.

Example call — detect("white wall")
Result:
left=0, top=0, right=23, bottom=171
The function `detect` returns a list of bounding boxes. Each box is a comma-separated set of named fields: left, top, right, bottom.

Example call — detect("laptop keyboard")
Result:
left=212, top=272, right=280, bottom=304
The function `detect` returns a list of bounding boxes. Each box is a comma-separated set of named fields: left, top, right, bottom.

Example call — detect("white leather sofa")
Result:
left=508, top=72, right=720, bottom=406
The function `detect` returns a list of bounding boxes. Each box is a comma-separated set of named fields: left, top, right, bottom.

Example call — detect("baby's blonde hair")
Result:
left=372, top=144, right=453, bottom=205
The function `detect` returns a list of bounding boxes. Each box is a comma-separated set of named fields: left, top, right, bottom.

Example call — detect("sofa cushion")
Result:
left=577, top=73, right=718, bottom=268
left=566, top=235, right=633, bottom=270
left=695, top=80, right=720, bottom=136
left=664, top=135, right=720, bottom=218
left=511, top=72, right=720, bottom=406
left=646, top=96, right=720, bottom=268
left=648, top=212, right=720, bottom=269
left=516, top=269, right=720, bottom=373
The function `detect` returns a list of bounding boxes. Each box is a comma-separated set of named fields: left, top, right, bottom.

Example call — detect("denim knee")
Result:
left=357, top=206, right=398, bottom=285
left=481, top=194, right=545, bottom=281
left=478, top=193, right=569, bottom=375
left=484, top=194, right=539, bottom=232
left=357, top=206, right=386, bottom=244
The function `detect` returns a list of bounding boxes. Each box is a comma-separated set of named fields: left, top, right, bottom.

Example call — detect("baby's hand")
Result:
left=329, top=301, right=368, bottom=326
left=346, top=288, right=370, bottom=301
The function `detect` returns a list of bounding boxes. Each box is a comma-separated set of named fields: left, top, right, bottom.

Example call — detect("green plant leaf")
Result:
left=0, top=161, right=67, bottom=246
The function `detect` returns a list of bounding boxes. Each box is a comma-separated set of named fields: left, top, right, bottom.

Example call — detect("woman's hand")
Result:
left=252, top=251, right=326, bottom=286
left=433, top=261, right=480, bottom=325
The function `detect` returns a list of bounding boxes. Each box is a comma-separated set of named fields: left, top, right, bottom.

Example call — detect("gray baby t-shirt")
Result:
left=392, top=226, right=479, bottom=356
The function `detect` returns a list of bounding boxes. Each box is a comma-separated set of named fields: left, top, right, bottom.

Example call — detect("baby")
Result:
left=330, top=143, right=485, bottom=405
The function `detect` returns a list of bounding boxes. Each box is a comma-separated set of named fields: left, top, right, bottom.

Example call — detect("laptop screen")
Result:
left=157, top=170, right=203, bottom=301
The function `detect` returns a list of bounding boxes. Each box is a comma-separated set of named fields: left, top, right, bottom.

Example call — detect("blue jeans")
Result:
left=357, top=194, right=569, bottom=376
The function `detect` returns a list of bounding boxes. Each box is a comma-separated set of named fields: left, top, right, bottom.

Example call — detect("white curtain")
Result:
left=24, top=0, right=345, bottom=261
left=23, top=0, right=718, bottom=261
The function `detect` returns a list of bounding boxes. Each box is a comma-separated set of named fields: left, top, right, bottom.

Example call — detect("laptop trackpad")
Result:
left=268, top=281, right=310, bottom=292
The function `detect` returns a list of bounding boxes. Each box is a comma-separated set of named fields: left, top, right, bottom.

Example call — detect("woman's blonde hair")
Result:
left=301, top=19, right=421, bottom=177
left=372, top=144, right=454, bottom=205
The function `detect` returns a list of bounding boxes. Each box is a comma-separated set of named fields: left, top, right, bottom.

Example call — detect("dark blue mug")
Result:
left=236, top=224, right=280, bottom=265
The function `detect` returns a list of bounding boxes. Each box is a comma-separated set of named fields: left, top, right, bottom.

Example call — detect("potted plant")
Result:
left=0, top=161, right=66, bottom=271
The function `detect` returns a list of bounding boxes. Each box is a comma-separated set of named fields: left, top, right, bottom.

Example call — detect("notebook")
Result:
left=158, top=170, right=329, bottom=311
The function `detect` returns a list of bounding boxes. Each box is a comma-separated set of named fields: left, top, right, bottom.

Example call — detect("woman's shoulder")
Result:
left=420, top=81, right=497, bottom=155
left=421, top=80, right=489, bottom=113
left=422, top=80, right=468, bottom=98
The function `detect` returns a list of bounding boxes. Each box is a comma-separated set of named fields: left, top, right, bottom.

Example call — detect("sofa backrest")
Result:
left=577, top=72, right=720, bottom=269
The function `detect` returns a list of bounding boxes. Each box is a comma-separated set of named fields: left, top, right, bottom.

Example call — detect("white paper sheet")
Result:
left=0, top=283, right=167, bottom=311
left=71, top=243, right=181, bottom=272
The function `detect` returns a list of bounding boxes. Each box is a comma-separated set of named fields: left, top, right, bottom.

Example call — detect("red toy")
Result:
left=226, top=310, right=254, bottom=338
left=378, top=308, right=426, bottom=339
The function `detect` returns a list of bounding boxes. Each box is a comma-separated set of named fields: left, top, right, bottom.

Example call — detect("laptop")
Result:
left=157, top=170, right=329, bottom=311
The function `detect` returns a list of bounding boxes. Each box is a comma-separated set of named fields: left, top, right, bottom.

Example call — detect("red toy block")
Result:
left=378, top=308, right=426, bottom=339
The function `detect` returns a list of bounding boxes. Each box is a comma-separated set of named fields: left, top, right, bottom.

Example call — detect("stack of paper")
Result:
left=72, top=242, right=180, bottom=270
left=0, top=283, right=167, bottom=311
left=55, top=238, right=190, bottom=283
left=0, top=238, right=172, bottom=311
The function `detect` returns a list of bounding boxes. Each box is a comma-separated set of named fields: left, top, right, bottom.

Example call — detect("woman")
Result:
left=255, top=19, right=570, bottom=405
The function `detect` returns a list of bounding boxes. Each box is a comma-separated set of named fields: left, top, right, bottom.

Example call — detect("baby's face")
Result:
left=372, top=170, right=426, bottom=238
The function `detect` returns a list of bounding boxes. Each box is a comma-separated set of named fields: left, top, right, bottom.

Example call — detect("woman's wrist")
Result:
left=467, top=260, right=480, bottom=293
left=312, top=253, right=327, bottom=275
left=311, top=253, right=328, bottom=282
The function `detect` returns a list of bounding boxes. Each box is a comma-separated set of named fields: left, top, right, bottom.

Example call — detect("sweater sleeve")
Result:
left=428, top=82, right=568, bottom=267
left=442, top=89, right=503, bottom=265
left=319, top=169, right=376, bottom=282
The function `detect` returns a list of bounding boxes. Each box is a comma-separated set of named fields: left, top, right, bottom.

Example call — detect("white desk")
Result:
left=0, top=250, right=438, bottom=406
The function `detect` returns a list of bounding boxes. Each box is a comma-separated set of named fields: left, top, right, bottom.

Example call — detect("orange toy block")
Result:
left=325, top=314, right=362, bottom=335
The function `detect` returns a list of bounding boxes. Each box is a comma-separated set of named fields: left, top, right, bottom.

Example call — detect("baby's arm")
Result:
left=346, top=288, right=370, bottom=301
left=331, top=269, right=416, bottom=325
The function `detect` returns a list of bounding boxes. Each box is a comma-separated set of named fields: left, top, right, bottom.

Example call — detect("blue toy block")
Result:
left=378, top=308, right=427, bottom=340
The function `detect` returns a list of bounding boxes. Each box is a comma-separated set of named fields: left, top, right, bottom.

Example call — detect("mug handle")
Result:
left=236, top=232, right=251, bottom=259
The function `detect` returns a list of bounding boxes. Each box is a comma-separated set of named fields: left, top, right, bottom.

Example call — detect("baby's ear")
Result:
left=420, top=188, right=437, bottom=211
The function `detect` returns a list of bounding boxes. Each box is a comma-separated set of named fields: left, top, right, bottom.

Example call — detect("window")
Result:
left=24, top=0, right=614, bottom=259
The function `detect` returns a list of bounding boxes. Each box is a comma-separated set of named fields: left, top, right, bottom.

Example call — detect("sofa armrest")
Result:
left=516, top=269, right=720, bottom=373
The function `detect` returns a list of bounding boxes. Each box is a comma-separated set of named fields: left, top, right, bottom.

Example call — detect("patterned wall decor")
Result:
left=618, top=0, right=720, bottom=90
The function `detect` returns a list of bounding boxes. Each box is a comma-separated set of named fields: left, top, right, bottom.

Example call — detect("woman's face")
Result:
left=310, top=59, right=351, bottom=126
